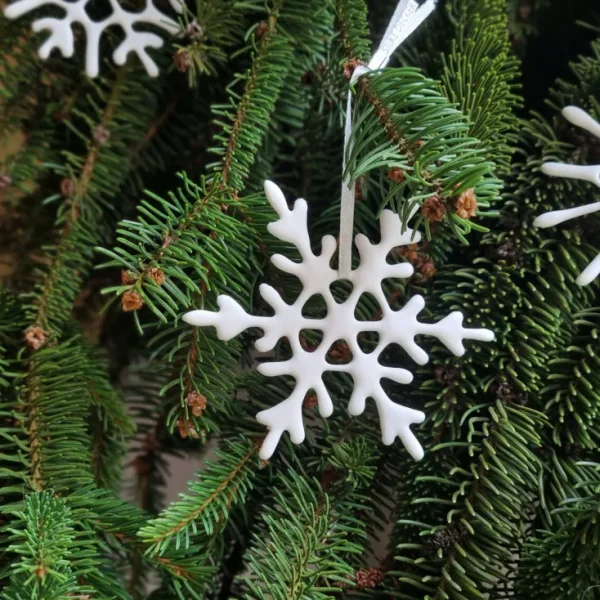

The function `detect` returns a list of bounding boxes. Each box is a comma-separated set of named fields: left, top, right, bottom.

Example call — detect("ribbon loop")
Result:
left=338, top=0, right=437, bottom=279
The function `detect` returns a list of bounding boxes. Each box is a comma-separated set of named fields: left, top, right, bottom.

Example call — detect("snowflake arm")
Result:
left=183, top=181, right=494, bottom=461
left=4, top=0, right=181, bottom=77
left=534, top=106, right=600, bottom=286
left=264, top=180, right=338, bottom=300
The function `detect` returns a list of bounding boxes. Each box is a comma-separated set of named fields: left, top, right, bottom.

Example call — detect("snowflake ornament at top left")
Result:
left=183, top=182, right=495, bottom=461
left=3, top=0, right=182, bottom=77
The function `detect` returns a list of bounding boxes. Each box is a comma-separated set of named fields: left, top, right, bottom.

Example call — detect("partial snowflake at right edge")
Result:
left=534, top=106, right=600, bottom=286
left=183, top=182, right=495, bottom=460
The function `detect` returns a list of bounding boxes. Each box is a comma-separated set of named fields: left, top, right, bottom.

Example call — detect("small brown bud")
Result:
left=422, top=196, right=446, bottom=222
left=24, top=326, right=47, bottom=350
left=343, top=58, right=362, bottom=79
left=35, top=566, right=47, bottom=579
left=387, top=167, right=405, bottom=184
left=147, top=267, right=165, bottom=286
left=492, top=239, right=523, bottom=267
left=0, top=173, right=12, bottom=189
left=354, top=176, right=365, bottom=201
left=176, top=418, right=199, bottom=439
left=303, top=393, right=318, bottom=409
left=496, top=379, right=527, bottom=405
left=453, top=188, right=477, bottom=219
left=301, top=70, right=317, bottom=86
left=355, top=567, right=384, bottom=589
left=173, top=48, right=193, bottom=73
left=121, top=270, right=136, bottom=285
left=394, top=243, right=419, bottom=265
left=185, top=391, right=207, bottom=417
left=434, top=365, right=460, bottom=386
left=121, top=289, right=144, bottom=312
left=67, top=588, right=90, bottom=600
left=60, top=178, right=75, bottom=197
left=422, top=523, right=468, bottom=558
left=133, top=454, right=152, bottom=476
left=256, top=20, right=269, bottom=38
left=420, top=259, right=436, bottom=281
left=328, top=341, right=351, bottom=363
left=93, top=125, right=110, bottom=146
left=320, top=466, right=337, bottom=492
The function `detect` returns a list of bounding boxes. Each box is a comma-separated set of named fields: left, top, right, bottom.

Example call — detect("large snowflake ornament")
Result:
left=4, top=0, right=182, bottom=77
left=183, top=182, right=495, bottom=460
left=534, top=106, right=600, bottom=286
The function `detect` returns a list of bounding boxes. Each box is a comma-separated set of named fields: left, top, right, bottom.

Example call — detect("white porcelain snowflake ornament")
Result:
left=534, top=106, right=600, bottom=286
left=183, top=182, right=495, bottom=460
left=3, top=0, right=182, bottom=77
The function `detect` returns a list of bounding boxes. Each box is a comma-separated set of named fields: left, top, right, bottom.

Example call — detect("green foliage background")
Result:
left=1, top=0, right=600, bottom=598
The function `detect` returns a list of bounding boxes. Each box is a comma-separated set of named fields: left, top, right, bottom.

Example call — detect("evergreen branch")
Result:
left=82, top=345, right=135, bottom=492
left=20, top=338, right=95, bottom=492
left=0, top=492, right=82, bottom=600
left=99, top=176, right=259, bottom=321
left=353, top=69, right=501, bottom=232
left=336, top=0, right=501, bottom=242
left=240, top=469, right=365, bottom=599
left=173, top=0, right=246, bottom=86
left=217, top=0, right=288, bottom=191
left=73, top=488, right=216, bottom=597
left=25, top=69, right=128, bottom=336
left=128, top=90, right=184, bottom=165
left=390, top=401, right=543, bottom=598
left=515, top=457, right=600, bottom=599
left=440, top=0, right=522, bottom=174
left=385, top=33, right=600, bottom=600
left=0, top=24, right=40, bottom=132
left=335, top=0, right=370, bottom=62
left=0, top=491, right=131, bottom=599
left=138, top=437, right=260, bottom=555
left=100, top=0, right=294, bottom=317
left=23, top=66, right=159, bottom=339
left=541, top=307, right=600, bottom=450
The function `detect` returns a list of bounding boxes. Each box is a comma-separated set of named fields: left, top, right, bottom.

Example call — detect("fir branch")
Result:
left=20, top=338, right=95, bottom=492
left=99, top=176, right=259, bottom=321
left=83, top=345, right=135, bottom=492
left=353, top=69, right=501, bottom=233
left=391, top=402, right=543, bottom=598
left=240, top=469, right=365, bottom=598
left=25, top=68, right=129, bottom=336
left=541, top=307, right=600, bottom=450
left=515, top=457, right=600, bottom=599
left=336, top=0, right=501, bottom=242
left=24, top=65, right=159, bottom=339
left=335, top=0, right=371, bottom=62
left=100, top=0, right=294, bottom=317
left=440, top=0, right=522, bottom=174
left=0, top=492, right=82, bottom=600
left=138, top=437, right=260, bottom=555
left=216, top=0, right=288, bottom=191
